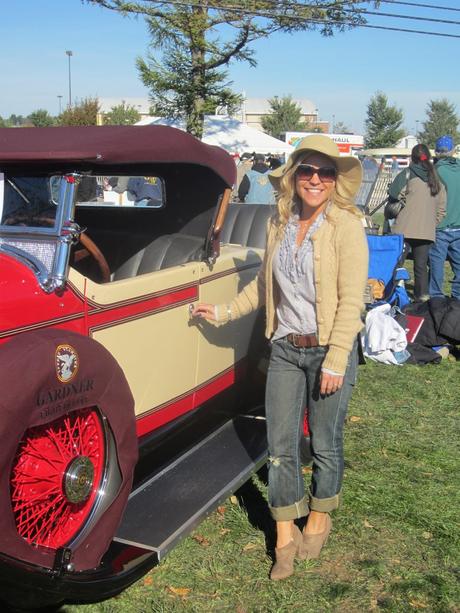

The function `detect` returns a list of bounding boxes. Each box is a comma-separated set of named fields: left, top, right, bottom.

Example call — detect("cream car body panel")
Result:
left=68, top=264, right=201, bottom=416
left=197, top=245, right=263, bottom=386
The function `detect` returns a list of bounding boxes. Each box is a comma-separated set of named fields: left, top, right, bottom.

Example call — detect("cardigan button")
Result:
left=317, top=297, right=322, bottom=303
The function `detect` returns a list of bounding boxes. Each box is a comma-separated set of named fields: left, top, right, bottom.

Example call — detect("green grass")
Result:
left=64, top=356, right=459, bottom=613
left=63, top=261, right=459, bottom=613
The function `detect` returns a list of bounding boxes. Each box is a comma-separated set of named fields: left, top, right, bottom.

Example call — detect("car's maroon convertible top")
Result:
left=0, top=125, right=236, bottom=187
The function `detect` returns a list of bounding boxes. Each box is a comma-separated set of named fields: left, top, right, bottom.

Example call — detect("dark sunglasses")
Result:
left=295, top=164, right=337, bottom=183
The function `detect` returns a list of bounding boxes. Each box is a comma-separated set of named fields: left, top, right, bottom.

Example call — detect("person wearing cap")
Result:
left=238, top=153, right=276, bottom=204
left=430, top=135, right=460, bottom=300
left=192, top=135, right=368, bottom=580
left=389, top=144, right=446, bottom=302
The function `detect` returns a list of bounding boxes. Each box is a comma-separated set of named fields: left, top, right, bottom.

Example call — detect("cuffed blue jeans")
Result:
left=429, top=228, right=460, bottom=300
left=266, top=338, right=357, bottom=521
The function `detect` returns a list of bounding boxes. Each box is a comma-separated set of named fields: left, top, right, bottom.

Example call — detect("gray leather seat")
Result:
left=111, top=203, right=274, bottom=281
left=220, top=203, right=275, bottom=249
left=112, top=234, right=204, bottom=281
left=180, top=203, right=275, bottom=249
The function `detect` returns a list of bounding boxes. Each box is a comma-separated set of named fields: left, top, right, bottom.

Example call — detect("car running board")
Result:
left=114, top=415, right=267, bottom=560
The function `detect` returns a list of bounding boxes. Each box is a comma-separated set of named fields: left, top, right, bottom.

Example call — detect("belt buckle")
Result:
left=291, top=334, right=300, bottom=347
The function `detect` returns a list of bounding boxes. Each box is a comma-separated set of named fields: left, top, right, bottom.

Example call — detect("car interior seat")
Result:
left=111, top=203, right=275, bottom=281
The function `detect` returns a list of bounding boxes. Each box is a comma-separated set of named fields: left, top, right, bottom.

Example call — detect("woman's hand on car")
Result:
left=191, top=303, right=217, bottom=321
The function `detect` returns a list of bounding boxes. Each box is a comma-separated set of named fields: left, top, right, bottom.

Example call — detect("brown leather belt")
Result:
left=286, top=333, right=318, bottom=348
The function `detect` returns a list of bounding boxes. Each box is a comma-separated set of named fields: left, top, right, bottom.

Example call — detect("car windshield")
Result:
left=0, top=173, right=57, bottom=228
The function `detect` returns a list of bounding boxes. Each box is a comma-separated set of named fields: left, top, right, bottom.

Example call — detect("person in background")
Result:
left=232, top=153, right=250, bottom=202
left=429, top=135, right=460, bottom=300
left=268, top=155, right=283, bottom=171
left=389, top=144, right=446, bottom=302
left=391, top=155, right=400, bottom=178
left=193, top=135, right=368, bottom=581
left=127, top=176, right=163, bottom=207
left=76, top=176, right=98, bottom=203
left=361, top=156, right=377, bottom=171
left=238, top=153, right=276, bottom=204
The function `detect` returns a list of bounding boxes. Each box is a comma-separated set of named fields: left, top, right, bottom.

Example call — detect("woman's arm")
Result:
left=321, top=216, right=368, bottom=374
left=388, top=168, right=408, bottom=201
left=436, top=184, right=447, bottom=224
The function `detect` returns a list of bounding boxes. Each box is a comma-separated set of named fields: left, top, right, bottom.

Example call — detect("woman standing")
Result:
left=389, top=144, right=446, bottom=302
left=193, top=135, right=368, bottom=580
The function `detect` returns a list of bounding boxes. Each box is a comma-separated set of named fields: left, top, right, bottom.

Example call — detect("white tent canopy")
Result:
left=137, top=115, right=294, bottom=157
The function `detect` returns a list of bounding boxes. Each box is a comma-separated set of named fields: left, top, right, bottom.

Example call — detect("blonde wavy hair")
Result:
left=274, top=153, right=363, bottom=236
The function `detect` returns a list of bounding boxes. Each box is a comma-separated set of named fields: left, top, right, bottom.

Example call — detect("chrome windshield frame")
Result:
left=0, top=174, right=82, bottom=293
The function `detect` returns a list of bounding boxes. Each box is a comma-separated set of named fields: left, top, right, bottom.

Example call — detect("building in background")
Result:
left=98, top=96, right=330, bottom=134
left=99, top=97, right=151, bottom=118
left=237, top=97, right=323, bottom=132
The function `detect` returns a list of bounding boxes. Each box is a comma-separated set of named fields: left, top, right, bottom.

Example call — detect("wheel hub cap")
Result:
left=64, top=456, right=95, bottom=504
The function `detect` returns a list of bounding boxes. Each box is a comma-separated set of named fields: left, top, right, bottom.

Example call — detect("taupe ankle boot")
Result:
left=270, top=525, right=303, bottom=581
left=299, top=513, right=332, bottom=560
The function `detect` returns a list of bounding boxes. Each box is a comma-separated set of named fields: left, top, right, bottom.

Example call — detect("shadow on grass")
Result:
left=384, top=572, right=454, bottom=610
left=234, top=466, right=278, bottom=558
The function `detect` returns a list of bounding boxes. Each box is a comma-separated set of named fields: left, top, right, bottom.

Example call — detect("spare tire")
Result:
left=0, top=329, right=138, bottom=572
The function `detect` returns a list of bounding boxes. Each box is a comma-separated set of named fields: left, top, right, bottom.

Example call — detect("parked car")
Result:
left=0, top=125, right=273, bottom=609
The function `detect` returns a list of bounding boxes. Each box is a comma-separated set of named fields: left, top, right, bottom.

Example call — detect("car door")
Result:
left=195, top=245, right=261, bottom=407
left=194, top=188, right=262, bottom=407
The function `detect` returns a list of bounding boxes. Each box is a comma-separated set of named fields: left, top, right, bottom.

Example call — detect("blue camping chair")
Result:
left=366, top=233, right=410, bottom=308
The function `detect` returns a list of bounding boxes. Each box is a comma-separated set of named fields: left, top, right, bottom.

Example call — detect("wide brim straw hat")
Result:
left=269, top=134, right=363, bottom=201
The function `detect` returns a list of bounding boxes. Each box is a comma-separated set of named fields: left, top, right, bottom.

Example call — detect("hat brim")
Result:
left=269, top=136, right=363, bottom=201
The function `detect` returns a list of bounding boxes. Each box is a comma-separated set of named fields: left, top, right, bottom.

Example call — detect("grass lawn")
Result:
left=64, top=260, right=459, bottom=613
left=64, top=359, right=459, bottom=613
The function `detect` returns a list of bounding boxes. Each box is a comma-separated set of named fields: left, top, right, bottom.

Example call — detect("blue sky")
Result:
left=1, top=0, right=459, bottom=134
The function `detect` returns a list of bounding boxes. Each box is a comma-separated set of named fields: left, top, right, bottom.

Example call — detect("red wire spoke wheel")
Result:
left=10, top=407, right=106, bottom=550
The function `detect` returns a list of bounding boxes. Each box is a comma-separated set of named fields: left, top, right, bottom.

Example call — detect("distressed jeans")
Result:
left=265, top=338, right=358, bottom=521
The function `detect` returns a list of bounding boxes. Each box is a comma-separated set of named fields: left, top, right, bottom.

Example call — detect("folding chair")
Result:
left=366, top=233, right=410, bottom=308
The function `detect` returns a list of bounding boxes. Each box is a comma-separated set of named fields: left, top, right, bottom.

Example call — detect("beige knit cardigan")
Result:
left=217, top=203, right=369, bottom=374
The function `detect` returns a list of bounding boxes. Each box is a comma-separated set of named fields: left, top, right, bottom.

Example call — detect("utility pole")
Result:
left=65, top=50, right=73, bottom=108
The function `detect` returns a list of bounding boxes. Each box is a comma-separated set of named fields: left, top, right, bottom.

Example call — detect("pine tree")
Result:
left=86, top=1, right=375, bottom=138
left=364, top=92, right=405, bottom=148
left=418, top=99, right=460, bottom=148
left=261, top=96, right=304, bottom=140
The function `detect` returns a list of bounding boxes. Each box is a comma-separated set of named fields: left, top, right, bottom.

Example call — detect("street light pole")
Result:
left=415, top=120, right=420, bottom=140
left=65, top=50, right=73, bottom=108
left=57, top=95, right=63, bottom=115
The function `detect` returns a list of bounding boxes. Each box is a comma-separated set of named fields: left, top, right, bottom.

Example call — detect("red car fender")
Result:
left=0, top=328, right=138, bottom=572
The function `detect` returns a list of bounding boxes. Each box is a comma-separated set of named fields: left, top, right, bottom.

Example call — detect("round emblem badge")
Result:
left=55, top=344, right=79, bottom=383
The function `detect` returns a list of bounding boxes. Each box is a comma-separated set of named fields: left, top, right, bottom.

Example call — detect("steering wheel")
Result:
left=2, top=215, right=111, bottom=283
left=73, top=232, right=111, bottom=283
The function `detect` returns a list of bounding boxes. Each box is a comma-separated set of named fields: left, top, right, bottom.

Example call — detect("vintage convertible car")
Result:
left=0, top=125, right=272, bottom=609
